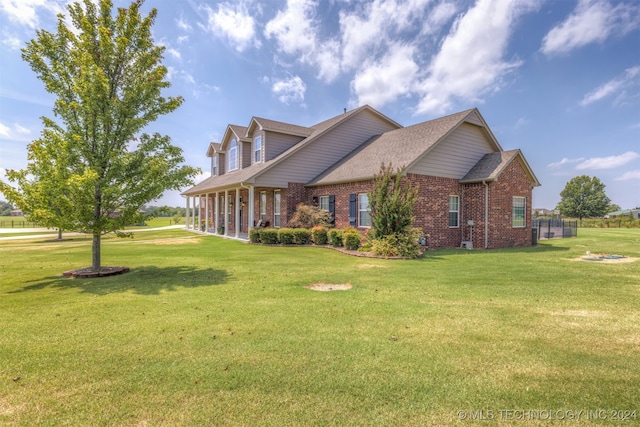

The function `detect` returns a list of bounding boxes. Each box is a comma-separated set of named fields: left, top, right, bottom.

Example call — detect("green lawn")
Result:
left=1, top=229, right=638, bottom=425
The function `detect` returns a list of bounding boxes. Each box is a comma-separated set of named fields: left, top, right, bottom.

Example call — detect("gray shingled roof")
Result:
left=461, top=149, right=541, bottom=186
left=250, top=117, right=312, bottom=137
left=183, top=106, right=398, bottom=195
left=307, top=109, right=477, bottom=186
left=228, top=125, right=250, bottom=142
left=206, top=142, right=222, bottom=157
left=461, top=150, right=519, bottom=182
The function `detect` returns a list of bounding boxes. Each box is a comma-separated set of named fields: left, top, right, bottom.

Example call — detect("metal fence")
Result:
left=0, top=220, right=41, bottom=228
left=533, top=219, right=578, bottom=239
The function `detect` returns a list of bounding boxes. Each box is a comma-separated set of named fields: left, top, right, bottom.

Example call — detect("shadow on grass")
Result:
left=12, top=265, right=229, bottom=295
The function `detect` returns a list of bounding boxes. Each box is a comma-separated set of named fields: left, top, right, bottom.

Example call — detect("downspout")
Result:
left=483, top=181, right=489, bottom=249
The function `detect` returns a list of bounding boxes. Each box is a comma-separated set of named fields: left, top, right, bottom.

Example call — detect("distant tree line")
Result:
left=1, top=200, right=185, bottom=218
left=142, top=205, right=186, bottom=217
left=0, top=201, right=15, bottom=216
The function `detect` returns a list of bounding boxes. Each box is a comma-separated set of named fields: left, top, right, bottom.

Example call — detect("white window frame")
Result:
left=319, top=195, right=329, bottom=211
left=358, top=193, right=371, bottom=227
left=260, top=191, right=267, bottom=222
left=254, top=135, right=262, bottom=164
left=512, top=196, right=526, bottom=228
left=228, top=139, right=238, bottom=171
left=211, top=155, right=217, bottom=177
left=449, top=195, right=460, bottom=228
left=273, top=190, right=281, bottom=227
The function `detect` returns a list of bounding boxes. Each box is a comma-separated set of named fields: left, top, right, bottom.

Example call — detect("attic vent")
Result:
left=344, top=107, right=347, bottom=114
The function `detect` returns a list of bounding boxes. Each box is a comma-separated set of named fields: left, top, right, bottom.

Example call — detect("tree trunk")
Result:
left=92, top=233, right=101, bottom=271
left=57, top=228, right=62, bottom=240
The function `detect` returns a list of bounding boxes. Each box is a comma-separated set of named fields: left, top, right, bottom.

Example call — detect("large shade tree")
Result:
left=0, top=0, right=199, bottom=271
left=557, top=175, right=611, bottom=220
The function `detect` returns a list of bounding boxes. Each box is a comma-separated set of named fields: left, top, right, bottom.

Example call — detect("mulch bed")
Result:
left=62, top=266, right=130, bottom=278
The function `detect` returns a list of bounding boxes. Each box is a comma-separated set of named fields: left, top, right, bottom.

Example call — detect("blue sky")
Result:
left=1, top=0, right=639, bottom=210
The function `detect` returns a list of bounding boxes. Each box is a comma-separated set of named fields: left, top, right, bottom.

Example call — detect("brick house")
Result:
left=182, top=105, right=540, bottom=249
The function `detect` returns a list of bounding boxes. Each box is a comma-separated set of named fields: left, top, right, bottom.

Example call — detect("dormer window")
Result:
left=211, top=155, right=218, bottom=176
left=254, top=135, right=262, bottom=164
left=228, top=139, right=238, bottom=171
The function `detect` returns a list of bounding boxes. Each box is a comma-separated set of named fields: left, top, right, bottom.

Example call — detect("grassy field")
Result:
left=1, top=229, right=638, bottom=425
left=0, top=217, right=180, bottom=238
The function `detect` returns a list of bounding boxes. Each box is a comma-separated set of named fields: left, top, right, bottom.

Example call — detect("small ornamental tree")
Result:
left=557, top=175, right=611, bottom=220
left=288, top=203, right=331, bottom=228
left=367, top=164, right=421, bottom=258
left=368, top=164, right=418, bottom=239
left=0, top=0, right=200, bottom=272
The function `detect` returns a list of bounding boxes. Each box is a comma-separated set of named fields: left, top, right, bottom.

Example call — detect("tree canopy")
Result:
left=0, top=0, right=199, bottom=271
left=557, top=175, right=611, bottom=220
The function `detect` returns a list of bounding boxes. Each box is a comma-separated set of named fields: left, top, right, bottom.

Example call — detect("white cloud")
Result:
left=0, top=121, right=32, bottom=140
left=264, top=0, right=342, bottom=82
left=0, top=122, right=12, bottom=139
left=548, top=157, right=585, bottom=168
left=166, top=47, right=181, bottom=60
left=541, top=0, right=640, bottom=55
left=615, top=170, right=640, bottom=181
left=176, top=15, right=192, bottom=32
left=264, top=0, right=316, bottom=56
left=272, top=75, right=306, bottom=105
left=1, top=32, right=22, bottom=49
left=579, top=65, right=640, bottom=107
left=576, top=151, right=640, bottom=170
left=339, top=0, right=431, bottom=71
left=416, top=0, right=538, bottom=115
left=513, top=117, right=530, bottom=129
left=200, top=2, right=260, bottom=52
left=0, top=0, right=63, bottom=29
left=421, top=1, right=457, bottom=36
left=351, top=43, right=419, bottom=108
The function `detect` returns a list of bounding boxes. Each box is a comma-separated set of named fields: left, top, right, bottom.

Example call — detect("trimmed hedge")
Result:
left=292, top=228, right=311, bottom=245
left=277, top=228, right=296, bottom=245
left=249, top=228, right=261, bottom=243
left=311, top=226, right=328, bottom=245
left=343, top=230, right=361, bottom=251
left=328, top=229, right=343, bottom=247
left=259, top=228, right=279, bottom=244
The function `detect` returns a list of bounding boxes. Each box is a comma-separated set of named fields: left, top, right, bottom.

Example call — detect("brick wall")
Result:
left=305, top=180, right=375, bottom=229
left=264, top=159, right=534, bottom=249
left=406, top=174, right=465, bottom=248
left=484, top=159, right=533, bottom=248
left=285, top=183, right=306, bottom=225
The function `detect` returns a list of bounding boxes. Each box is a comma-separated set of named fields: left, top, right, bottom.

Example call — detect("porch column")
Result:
left=185, top=196, right=190, bottom=230
left=235, top=188, right=240, bottom=238
left=214, top=192, right=219, bottom=235
left=248, top=185, right=255, bottom=230
left=224, top=189, right=229, bottom=236
left=197, top=195, right=201, bottom=231
left=205, top=193, right=210, bottom=232
left=191, top=196, right=196, bottom=230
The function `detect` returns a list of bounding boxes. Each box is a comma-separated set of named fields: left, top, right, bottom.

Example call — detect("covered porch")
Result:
left=183, top=183, right=283, bottom=240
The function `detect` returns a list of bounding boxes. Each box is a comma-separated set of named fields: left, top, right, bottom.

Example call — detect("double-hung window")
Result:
left=358, top=193, right=371, bottom=227
left=449, top=195, right=459, bottom=228
left=274, top=190, right=281, bottom=227
left=512, top=196, right=526, bottom=227
left=260, top=191, right=267, bottom=222
left=319, top=196, right=329, bottom=211
left=211, top=155, right=218, bottom=176
left=228, top=139, right=238, bottom=171
left=254, top=136, right=262, bottom=164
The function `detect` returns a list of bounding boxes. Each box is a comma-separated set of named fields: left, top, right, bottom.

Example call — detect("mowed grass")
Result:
left=0, top=229, right=638, bottom=426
